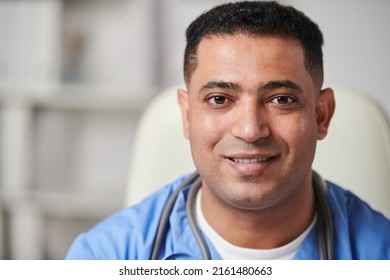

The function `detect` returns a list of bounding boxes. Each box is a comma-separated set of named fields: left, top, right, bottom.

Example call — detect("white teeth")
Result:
left=233, top=158, right=270, bottom=163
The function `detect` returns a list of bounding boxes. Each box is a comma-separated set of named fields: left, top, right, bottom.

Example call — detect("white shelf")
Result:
left=0, top=84, right=153, bottom=259
left=0, top=189, right=124, bottom=220
left=0, top=85, right=156, bottom=112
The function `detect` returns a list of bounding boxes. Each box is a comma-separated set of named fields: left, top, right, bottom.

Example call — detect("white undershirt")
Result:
left=195, top=188, right=316, bottom=260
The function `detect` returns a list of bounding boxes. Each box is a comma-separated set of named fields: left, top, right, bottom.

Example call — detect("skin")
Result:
left=178, top=34, right=335, bottom=249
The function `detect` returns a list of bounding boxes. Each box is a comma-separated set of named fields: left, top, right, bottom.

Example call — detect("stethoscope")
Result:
left=151, top=170, right=334, bottom=260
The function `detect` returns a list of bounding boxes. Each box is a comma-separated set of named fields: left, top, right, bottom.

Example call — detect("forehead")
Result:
left=190, top=35, right=312, bottom=90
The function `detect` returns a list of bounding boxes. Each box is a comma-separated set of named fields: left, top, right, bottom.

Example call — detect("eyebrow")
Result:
left=199, top=79, right=302, bottom=94
left=261, top=80, right=302, bottom=92
left=199, top=80, right=241, bottom=93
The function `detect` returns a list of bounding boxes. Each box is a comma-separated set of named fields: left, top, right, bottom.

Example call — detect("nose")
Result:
left=231, top=100, right=270, bottom=143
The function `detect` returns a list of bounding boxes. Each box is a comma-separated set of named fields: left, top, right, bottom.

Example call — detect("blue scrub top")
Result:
left=66, top=175, right=390, bottom=260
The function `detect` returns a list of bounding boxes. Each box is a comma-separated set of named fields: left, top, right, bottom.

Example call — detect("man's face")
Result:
left=178, top=35, right=334, bottom=211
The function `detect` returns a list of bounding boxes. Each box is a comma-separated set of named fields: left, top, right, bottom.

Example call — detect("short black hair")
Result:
left=184, top=1, right=324, bottom=86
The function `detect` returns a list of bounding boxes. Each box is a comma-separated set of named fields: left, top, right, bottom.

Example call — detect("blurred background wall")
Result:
left=0, top=0, right=388, bottom=259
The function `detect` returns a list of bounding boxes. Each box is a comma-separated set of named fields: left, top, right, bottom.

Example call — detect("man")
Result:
left=66, top=1, right=390, bottom=260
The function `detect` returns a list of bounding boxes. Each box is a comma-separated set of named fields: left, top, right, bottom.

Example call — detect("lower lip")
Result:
left=227, top=157, right=276, bottom=176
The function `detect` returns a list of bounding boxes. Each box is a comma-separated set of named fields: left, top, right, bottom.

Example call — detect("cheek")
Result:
left=277, top=114, right=318, bottom=151
left=188, top=114, right=224, bottom=172
left=294, top=117, right=318, bottom=162
left=189, top=112, right=223, bottom=144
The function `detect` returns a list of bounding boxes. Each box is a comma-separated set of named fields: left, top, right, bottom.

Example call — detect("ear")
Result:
left=177, top=88, right=190, bottom=139
left=316, top=88, right=335, bottom=140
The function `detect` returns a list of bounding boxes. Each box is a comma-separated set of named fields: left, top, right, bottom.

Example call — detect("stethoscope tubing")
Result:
left=150, top=172, right=200, bottom=260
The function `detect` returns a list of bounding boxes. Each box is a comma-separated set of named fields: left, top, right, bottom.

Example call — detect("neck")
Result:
left=201, top=176, right=316, bottom=249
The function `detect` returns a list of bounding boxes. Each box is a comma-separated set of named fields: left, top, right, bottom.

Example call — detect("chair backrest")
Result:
left=126, top=86, right=390, bottom=218
left=126, top=86, right=195, bottom=205
left=313, top=87, right=390, bottom=218
left=0, top=203, right=3, bottom=259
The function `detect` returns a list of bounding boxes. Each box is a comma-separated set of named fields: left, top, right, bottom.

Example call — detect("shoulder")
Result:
left=65, top=174, right=191, bottom=259
left=327, top=181, right=389, bottom=223
left=326, top=182, right=390, bottom=259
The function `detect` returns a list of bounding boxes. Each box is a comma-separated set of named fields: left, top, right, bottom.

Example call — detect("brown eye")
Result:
left=271, top=96, right=295, bottom=105
left=206, top=94, right=233, bottom=108
left=276, top=96, right=291, bottom=104
left=212, top=96, right=226, bottom=104
left=207, top=95, right=228, bottom=106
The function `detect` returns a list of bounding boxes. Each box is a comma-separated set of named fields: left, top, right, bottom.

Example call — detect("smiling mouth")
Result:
left=228, top=157, right=273, bottom=163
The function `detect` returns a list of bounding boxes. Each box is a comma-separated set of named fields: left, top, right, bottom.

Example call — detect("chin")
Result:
left=222, top=185, right=282, bottom=211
